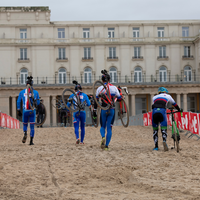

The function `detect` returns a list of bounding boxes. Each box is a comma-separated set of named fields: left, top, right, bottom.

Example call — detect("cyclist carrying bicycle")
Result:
left=152, top=87, right=181, bottom=151
left=94, top=70, right=121, bottom=151
left=67, top=83, right=91, bottom=144
left=17, top=76, right=40, bottom=145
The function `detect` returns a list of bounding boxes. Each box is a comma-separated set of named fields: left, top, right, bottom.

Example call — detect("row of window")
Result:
left=19, top=66, right=193, bottom=85
left=19, top=27, right=190, bottom=39
left=18, top=46, right=192, bottom=60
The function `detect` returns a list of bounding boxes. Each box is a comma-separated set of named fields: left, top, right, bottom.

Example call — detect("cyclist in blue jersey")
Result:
left=94, top=70, right=121, bottom=151
left=152, top=87, right=181, bottom=151
left=17, top=76, right=40, bottom=145
left=67, top=83, right=91, bottom=144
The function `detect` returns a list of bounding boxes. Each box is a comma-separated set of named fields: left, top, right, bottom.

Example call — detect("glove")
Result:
left=93, top=110, right=97, bottom=119
left=17, top=110, right=22, bottom=117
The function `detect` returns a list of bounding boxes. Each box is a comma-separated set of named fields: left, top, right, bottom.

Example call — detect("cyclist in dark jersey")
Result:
left=152, top=87, right=181, bottom=151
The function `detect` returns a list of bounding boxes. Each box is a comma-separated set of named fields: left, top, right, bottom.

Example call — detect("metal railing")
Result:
left=0, top=75, right=199, bottom=86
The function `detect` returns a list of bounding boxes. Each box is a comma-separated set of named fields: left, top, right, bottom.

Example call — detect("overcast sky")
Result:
left=1, top=0, right=200, bottom=21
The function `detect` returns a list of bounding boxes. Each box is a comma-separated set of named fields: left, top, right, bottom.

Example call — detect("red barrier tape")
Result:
left=0, top=112, right=20, bottom=129
left=143, top=111, right=199, bottom=135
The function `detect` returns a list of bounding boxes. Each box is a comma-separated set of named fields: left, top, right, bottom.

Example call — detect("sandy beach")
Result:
left=0, top=126, right=200, bottom=200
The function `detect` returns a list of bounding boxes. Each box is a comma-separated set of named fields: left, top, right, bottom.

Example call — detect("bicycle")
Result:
left=117, top=86, right=129, bottom=127
left=62, top=80, right=86, bottom=112
left=92, top=70, right=129, bottom=127
left=51, top=98, right=64, bottom=110
left=88, top=94, right=99, bottom=128
left=167, top=108, right=182, bottom=153
left=27, top=83, right=46, bottom=126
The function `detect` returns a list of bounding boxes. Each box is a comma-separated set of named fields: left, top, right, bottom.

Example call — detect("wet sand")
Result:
left=0, top=126, right=200, bottom=200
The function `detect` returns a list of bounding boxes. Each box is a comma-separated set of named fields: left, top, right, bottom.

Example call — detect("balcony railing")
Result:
left=82, top=57, right=93, bottom=61
left=0, top=75, right=199, bottom=86
left=132, top=56, right=143, bottom=60
left=157, top=56, right=169, bottom=60
left=107, top=57, right=118, bottom=61
left=18, top=58, right=30, bottom=63
left=182, top=55, right=194, bottom=60
left=56, top=58, right=68, bottom=62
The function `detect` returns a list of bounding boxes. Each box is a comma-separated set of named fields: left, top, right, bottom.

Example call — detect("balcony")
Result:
left=82, top=57, right=93, bottom=62
left=157, top=56, right=169, bottom=61
left=182, top=55, right=194, bottom=60
left=155, top=37, right=170, bottom=42
left=18, top=58, right=30, bottom=63
left=132, top=38, right=144, bottom=42
left=56, top=58, right=68, bottom=62
left=132, top=56, right=143, bottom=61
left=79, top=39, right=94, bottom=43
left=0, top=74, right=199, bottom=86
left=107, top=57, right=118, bottom=61
left=106, top=38, right=119, bottom=42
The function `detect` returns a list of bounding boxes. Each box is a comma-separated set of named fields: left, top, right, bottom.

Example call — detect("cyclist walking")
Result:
left=17, top=76, right=40, bottom=145
left=152, top=87, right=181, bottom=151
left=94, top=70, right=121, bottom=151
left=67, top=83, right=91, bottom=144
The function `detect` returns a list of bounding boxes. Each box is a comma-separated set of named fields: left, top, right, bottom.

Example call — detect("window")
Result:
left=20, top=48, right=27, bottom=60
left=109, top=67, right=117, bottom=83
left=182, top=27, right=189, bottom=37
left=109, top=47, right=116, bottom=58
left=134, top=67, right=142, bottom=82
left=184, top=66, right=192, bottom=82
left=184, top=46, right=190, bottom=57
left=20, top=69, right=28, bottom=84
left=20, top=29, right=27, bottom=39
left=84, top=67, right=92, bottom=83
left=84, top=47, right=91, bottom=59
left=159, top=66, right=167, bottom=82
left=58, top=68, right=66, bottom=84
left=108, top=28, right=115, bottom=38
left=159, top=46, right=166, bottom=58
left=133, top=28, right=140, bottom=38
left=58, top=48, right=66, bottom=59
left=157, top=27, right=164, bottom=37
left=58, top=28, right=65, bottom=38
left=83, top=28, right=90, bottom=38
left=134, top=47, right=141, bottom=58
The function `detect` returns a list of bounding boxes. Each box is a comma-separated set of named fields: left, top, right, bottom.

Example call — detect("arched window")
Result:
left=159, top=66, right=167, bottom=82
left=134, top=67, right=142, bottom=82
left=20, top=68, right=28, bottom=84
left=58, top=68, right=66, bottom=84
left=84, top=67, right=92, bottom=83
left=109, top=67, right=117, bottom=83
left=184, top=66, right=192, bottom=82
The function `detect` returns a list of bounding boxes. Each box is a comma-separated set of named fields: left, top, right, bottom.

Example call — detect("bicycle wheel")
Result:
left=90, top=107, right=100, bottom=128
left=118, top=98, right=129, bottom=127
left=172, top=122, right=180, bottom=153
left=92, top=80, right=110, bottom=110
left=51, top=98, right=62, bottom=110
left=27, top=84, right=35, bottom=111
left=62, top=88, right=80, bottom=112
left=35, top=103, right=47, bottom=126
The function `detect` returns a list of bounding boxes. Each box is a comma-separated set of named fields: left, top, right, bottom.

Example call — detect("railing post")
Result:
left=46, top=77, right=47, bottom=84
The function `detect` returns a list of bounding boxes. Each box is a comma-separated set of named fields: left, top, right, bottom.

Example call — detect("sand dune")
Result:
left=0, top=126, right=200, bottom=200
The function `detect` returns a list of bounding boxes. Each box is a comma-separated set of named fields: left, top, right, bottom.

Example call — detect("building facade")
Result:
left=0, top=7, right=200, bottom=126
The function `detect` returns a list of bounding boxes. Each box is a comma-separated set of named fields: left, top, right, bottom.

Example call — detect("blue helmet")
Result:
left=158, top=87, right=168, bottom=94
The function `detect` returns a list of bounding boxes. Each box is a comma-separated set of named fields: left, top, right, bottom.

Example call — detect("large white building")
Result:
left=0, top=6, right=200, bottom=126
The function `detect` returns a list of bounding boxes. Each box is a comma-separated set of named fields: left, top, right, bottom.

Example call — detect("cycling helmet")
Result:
left=75, top=84, right=82, bottom=91
left=158, top=87, right=168, bottom=94
left=26, top=76, right=33, bottom=86
left=102, top=74, right=110, bottom=82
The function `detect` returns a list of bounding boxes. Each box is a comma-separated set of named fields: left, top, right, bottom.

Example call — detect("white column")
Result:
left=131, top=94, right=135, bottom=116
left=52, top=96, right=57, bottom=126
left=42, top=96, right=50, bottom=126
left=12, top=96, right=17, bottom=119
left=176, top=93, right=181, bottom=107
left=183, top=93, right=187, bottom=112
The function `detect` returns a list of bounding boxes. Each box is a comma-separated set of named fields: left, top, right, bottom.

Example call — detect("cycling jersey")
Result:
left=95, top=83, right=121, bottom=109
left=67, top=91, right=91, bottom=110
left=152, top=93, right=177, bottom=109
left=17, top=88, right=40, bottom=110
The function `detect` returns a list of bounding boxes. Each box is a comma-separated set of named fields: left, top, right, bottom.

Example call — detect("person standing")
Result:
left=93, top=70, right=121, bottom=151
left=67, top=83, right=91, bottom=144
left=152, top=87, right=181, bottom=151
left=17, top=76, right=40, bottom=145
left=36, top=99, right=45, bottom=128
